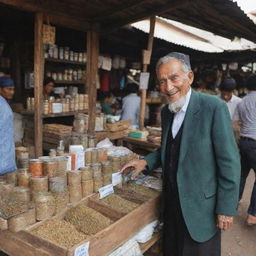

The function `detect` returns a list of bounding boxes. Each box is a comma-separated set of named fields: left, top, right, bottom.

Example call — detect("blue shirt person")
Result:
left=0, top=77, right=16, bottom=175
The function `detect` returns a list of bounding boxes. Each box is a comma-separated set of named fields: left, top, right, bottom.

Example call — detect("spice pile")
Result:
left=126, top=183, right=159, bottom=198
left=100, top=194, right=139, bottom=214
left=64, top=204, right=112, bottom=235
left=32, top=219, right=87, bottom=248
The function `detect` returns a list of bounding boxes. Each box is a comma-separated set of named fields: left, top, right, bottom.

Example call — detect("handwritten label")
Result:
left=74, top=242, right=89, bottom=256
left=112, top=172, right=122, bottom=186
left=99, top=184, right=114, bottom=199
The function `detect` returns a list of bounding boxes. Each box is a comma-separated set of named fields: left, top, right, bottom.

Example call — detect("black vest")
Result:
left=165, top=113, right=184, bottom=190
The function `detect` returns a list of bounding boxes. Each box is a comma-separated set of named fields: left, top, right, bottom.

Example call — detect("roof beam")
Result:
left=92, top=0, right=148, bottom=22
left=0, top=0, right=91, bottom=31
left=101, top=0, right=191, bottom=34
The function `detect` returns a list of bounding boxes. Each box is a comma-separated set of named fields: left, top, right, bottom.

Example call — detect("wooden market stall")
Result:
left=0, top=0, right=256, bottom=155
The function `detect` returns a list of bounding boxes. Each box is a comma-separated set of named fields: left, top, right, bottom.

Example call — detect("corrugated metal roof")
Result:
left=132, top=17, right=256, bottom=53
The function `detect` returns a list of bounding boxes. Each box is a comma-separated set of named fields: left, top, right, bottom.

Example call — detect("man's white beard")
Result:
left=167, top=95, right=186, bottom=113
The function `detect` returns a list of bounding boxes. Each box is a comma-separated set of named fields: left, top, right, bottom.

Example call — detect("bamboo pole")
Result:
left=34, top=13, right=44, bottom=157
left=139, top=16, right=156, bottom=130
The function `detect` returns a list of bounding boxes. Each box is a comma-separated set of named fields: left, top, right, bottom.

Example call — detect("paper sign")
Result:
left=76, top=151, right=85, bottom=169
left=74, top=242, right=89, bottom=256
left=99, top=184, right=114, bottom=199
left=139, top=72, right=150, bottom=90
left=66, top=156, right=72, bottom=171
left=112, top=172, right=122, bottom=186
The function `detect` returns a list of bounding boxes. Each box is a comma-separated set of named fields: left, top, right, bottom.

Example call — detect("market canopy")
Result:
left=132, top=17, right=256, bottom=53
left=0, top=0, right=256, bottom=42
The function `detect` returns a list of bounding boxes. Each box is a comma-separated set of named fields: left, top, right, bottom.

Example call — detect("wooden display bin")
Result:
left=18, top=190, right=160, bottom=256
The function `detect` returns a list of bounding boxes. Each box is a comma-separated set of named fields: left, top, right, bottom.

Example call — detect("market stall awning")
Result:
left=0, top=0, right=256, bottom=42
left=132, top=17, right=256, bottom=53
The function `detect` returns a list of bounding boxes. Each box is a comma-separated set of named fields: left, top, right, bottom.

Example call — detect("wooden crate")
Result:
left=19, top=191, right=160, bottom=256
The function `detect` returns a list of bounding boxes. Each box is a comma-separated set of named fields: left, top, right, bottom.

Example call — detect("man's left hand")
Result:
left=217, top=215, right=234, bottom=231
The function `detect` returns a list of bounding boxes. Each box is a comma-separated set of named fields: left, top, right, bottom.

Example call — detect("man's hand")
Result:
left=217, top=215, right=234, bottom=231
left=120, top=159, right=147, bottom=180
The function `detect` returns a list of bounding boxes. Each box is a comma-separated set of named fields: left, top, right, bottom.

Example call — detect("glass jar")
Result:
left=49, top=177, right=67, bottom=193
left=67, top=170, right=81, bottom=186
left=17, top=169, right=30, bottom=188
left=30, top=176, right=48, bottom=193
left=64, top=47, right=70, bottom=61
left=59, top=47, right=64, bottom=60
left=88, top=135, right=96, bottom=148
left=34, top=192, right=55, bottom=221
left=29, top=159, right=43, bottom=177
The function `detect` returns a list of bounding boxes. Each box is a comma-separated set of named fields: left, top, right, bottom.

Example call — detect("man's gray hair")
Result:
left=156, top=52, right=192, bottom=73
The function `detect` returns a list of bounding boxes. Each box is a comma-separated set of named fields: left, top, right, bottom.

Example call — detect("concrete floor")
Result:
left=222, top=170, right=256, bottom=256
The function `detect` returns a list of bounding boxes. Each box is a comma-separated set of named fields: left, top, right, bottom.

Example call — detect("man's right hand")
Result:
left=120, top=159, right=148, bottom=180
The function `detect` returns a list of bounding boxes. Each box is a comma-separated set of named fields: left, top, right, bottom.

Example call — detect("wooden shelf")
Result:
left=20, top=110, right=88, bottom=118
left=140, top=232, right=160, bottom=253
left=45, top=58, right=86, bottom=65
left=54, top=80, right=84, bottom=85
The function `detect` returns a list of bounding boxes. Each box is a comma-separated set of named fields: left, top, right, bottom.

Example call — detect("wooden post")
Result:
left=34, top=13, right=44, bottom=157
left=139, top=16, right=155, bottom=130
left=86, top=24, right=99, bottom=134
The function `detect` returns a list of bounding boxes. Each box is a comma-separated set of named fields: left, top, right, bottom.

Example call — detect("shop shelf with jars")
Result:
left=54, top=80, right=84, bottom=85
left=45, top=58, right=86, bottom=65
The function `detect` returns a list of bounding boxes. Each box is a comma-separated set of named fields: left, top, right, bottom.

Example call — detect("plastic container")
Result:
left=29, top=159, right=43, bottom=177
left=17, top=169, right=30, bottom=188
left=101, top=161, right=113, bottom=175
left=30, top=176, right=48, bottom=193
left=97, top=149, right=108, bottom=162
left=85, top=148, right=92, bottom=165
left=81, top=180, right=94, bottom=197
left=34, top=192, right=56, bottom=221
left=67, top=171, right=81, bottom=186
left=12, top=187, right=30, bottom=203
left=80, top=166, right=93, bottom=181
left=68, top=184, right=82, bottom=203
left=49, top=177, right=67, bottom=193
left=91, top=149, right=98, bottom=163
left=43, top=160, right=57, bottom=177
left=88, top=135, right=96, bottom=148
left=6, top=171, right=17, bottom=185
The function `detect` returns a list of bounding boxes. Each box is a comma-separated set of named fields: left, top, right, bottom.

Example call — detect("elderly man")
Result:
left=0, top=77, right=16, bottom=175
left=121, top=52, right=240, bottom=256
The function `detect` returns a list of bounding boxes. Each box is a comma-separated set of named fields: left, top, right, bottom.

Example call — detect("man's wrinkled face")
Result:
left=0, top=86, right=15, bottom=100
left=220, top=91, right=232, bottom=102
left=157, top=59, right=194, bottom=103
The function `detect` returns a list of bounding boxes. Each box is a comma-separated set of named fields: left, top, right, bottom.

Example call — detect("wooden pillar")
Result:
left=139, top=16, right=156, bottom=130
left=86, top=25, right=99, bottom=134
left=34, top=13, right=44, bottom=157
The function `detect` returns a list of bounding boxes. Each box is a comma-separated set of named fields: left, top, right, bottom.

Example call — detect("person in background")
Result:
left=0, top=77, right=17, bottom=175
left=121, top=83, right=141, bottom=127
left=100, top=92, right=116, bottom=115
left=121, top=52, right=240, bottom=256
left=43, top=77, right=55, bottom=100
left=237, top=74, right=256, bottom=226
left=219, top=77, right=241, bottom=139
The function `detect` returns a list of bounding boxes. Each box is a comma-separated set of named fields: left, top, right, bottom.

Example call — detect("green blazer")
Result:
left=145, top=90, right=240, bottom=242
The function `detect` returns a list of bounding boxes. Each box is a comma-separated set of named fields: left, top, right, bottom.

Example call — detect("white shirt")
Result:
left=222, top=94, right=242, bottom=121
left=121, top=93, right=141, bottom=126
left=172, top=88, right=192, bottom=138
left=237, top=91, right=256, bottom=140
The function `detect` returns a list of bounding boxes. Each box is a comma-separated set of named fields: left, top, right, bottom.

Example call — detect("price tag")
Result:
left=74, top=242, right=89, bottom=256
left=99, top=184, right=114, bottom=199
left=112, top=172, right=122, bottom=186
